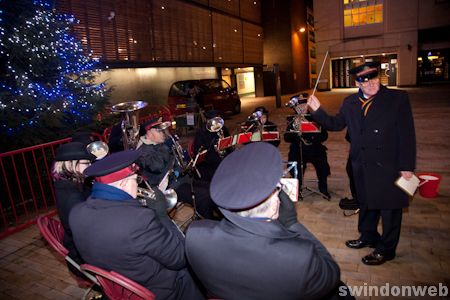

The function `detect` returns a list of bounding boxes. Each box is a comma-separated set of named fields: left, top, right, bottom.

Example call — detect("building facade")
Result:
left=313, top=0, right=450, bottom=88
left=55, top=0, right=264, bottom=104
left=261, top=0, right=313, bottom=95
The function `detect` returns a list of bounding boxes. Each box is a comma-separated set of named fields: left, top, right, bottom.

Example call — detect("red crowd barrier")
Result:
left=0, top=138, right=71, bottom=239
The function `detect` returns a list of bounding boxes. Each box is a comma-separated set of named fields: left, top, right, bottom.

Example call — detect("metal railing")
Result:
left=0, top=138, right=71, bottom=239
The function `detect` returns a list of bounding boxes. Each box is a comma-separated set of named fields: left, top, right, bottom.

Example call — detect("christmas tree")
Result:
left=0, top=0, right=110, bottom=151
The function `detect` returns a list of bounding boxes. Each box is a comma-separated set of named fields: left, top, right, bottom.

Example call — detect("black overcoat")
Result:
left=311, top=86, right=416, bottom=209
left=54, top=180, right=86, bottom=265
left=186, top=210, right=340, bottom=300
left=69, top=197, right=204, bottom=300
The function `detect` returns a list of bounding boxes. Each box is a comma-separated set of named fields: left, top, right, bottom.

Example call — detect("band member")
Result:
left=69, top=150, right=204, bottom=300
left=185, top=143, right=343, bottom=299
left=192, top=109, right=231, bottom=182
left=137, top=117, right=218, bottom=219
left=308, top=61, right=416, bottom=265
left=284, top=114, right=331, bottom=199
left=242, top=106, right=280, bottom=147
left=107, top=121, right=126, bottom=153
left=52, top=142, right=94, bottom=278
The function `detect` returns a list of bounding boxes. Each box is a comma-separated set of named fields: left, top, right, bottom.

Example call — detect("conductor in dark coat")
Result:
left=308, top=62, right=416, bottom=265
left=185, top=142, right=342, bottom=300
left=69, top=150, right=204, bottom=300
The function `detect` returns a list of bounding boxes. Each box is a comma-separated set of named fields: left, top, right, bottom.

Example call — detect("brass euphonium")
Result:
left=111, top=100, right=148, bottom=150
left=159, top=121, right=189, bottom=171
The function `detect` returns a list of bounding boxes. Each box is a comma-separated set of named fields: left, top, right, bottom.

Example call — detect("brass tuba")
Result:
left=111, top=100, right=148, bottom=150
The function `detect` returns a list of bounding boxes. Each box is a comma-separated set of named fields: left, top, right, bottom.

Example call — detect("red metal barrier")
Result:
left=0, top=138, right=72, bottom=239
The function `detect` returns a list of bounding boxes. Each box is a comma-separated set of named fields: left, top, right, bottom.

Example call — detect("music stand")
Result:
left=286, top=114, right=330, bottom=201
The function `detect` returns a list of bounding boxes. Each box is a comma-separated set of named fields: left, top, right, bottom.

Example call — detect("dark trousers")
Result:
left=175, top=179, right=218, bottom=219
left=358, top=205, right=403, bottom=257
left=346, top=156, right=357, bottom=199
left=302, top=154, right=331, bottom=193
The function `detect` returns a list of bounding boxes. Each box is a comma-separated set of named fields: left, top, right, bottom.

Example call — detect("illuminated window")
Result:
left=344, top=0, right=383, bottom=27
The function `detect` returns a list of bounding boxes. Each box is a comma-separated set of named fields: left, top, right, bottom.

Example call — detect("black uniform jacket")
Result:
left=311, top=86, right=416, bottom=209
left=69, top=196, right=203, bottom=300
left=186, top=210, right=340, bottom=300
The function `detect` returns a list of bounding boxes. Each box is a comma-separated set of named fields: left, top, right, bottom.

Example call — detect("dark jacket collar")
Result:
left=91, top=182, right=134, bottom=201
left=219, top=208, right=299, bottom=239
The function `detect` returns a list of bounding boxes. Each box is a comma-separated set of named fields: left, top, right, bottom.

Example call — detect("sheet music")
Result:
left=280, top=178, right=299, bottom=202
left=395, top=174, right=420, bottom=196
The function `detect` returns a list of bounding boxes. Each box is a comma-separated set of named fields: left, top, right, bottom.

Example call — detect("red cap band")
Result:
left=95, top=166, right=135, bottom=184
left=145, top=121, right=162, bottom=131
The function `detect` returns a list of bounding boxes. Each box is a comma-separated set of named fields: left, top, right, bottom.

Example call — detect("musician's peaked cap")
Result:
left=254, top=106, right=269, bottom=114
left=349, top=62, right=380, bottom=82
left=55, top=142, right=95, bottom=161
left=210, top=142, right=283, bottom=210
left=143, top=117, right=162, bottom=131
left=84, top=150, right=139, bottom=179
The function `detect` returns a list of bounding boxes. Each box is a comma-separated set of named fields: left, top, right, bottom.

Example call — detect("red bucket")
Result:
left=417, top=173, right=441, bottom=198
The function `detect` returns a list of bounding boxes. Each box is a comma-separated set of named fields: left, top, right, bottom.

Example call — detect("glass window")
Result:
left=311, top=63, right=317, bottom=74
left=344, top=0, right=383, bottom=27
left=375, top=4, right=383, bottom=23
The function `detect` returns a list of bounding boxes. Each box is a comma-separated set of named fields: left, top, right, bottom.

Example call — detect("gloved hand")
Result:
left=277, top=189, right=298, bottom=227
left=145, top=187, right=168, bottom=219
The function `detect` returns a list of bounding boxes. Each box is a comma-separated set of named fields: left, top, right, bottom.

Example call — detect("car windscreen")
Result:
left=169, top=81, right=199, bottom=97
left=199, top=79, right=231, bottom=93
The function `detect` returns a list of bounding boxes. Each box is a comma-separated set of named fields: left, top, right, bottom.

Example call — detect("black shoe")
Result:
left=362, top=252, right=395, bottom=265
left=345, top=239, right=376, bottom=249
left=339, top=197, right=360, bottom=210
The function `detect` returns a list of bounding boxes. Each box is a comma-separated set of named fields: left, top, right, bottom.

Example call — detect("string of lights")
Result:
left=0, top=0, right=108, bottom=136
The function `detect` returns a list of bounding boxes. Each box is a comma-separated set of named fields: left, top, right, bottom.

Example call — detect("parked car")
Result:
left=168, top=79, right=241, bottom=116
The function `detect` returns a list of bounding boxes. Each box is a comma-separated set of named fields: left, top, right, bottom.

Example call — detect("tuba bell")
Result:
left=111, top=100, right=148, bottom=150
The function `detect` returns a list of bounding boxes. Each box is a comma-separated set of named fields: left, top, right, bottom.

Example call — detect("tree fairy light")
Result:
left=0, top=0, right=109, bottom=145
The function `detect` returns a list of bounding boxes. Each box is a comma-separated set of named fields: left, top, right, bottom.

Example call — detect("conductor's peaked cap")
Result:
left=210, top=142, right=283, bottom=210
left=349, top=62, right=380, bottom=82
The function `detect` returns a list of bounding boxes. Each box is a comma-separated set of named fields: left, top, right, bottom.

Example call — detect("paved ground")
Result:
left=0, top=85, right=449, bottom=299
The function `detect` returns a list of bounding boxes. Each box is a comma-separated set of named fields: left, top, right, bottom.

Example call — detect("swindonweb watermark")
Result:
left=339, top=283, right=448, bottom=297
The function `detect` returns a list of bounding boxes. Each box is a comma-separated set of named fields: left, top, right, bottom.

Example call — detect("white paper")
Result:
left=186, top=113, right=195, bottom=126
left=280, top=178, right=299, bottom=202
left=395, top=174, right=420, bottom=196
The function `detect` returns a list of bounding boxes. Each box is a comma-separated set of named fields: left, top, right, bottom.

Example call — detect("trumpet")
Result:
left=206, top=116, right=224, bottom=138
left=86, top=141, right=109, bottom=160
left=137, top=187, right=178, bottom=210
left=206, top=116, right=227, bottom=157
